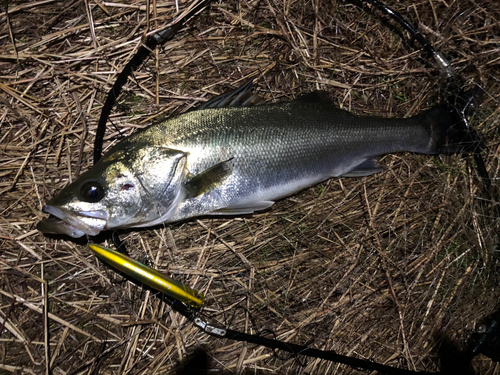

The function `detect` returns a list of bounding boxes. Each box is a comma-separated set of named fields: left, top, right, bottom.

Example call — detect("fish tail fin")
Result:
left=420, top=86, right=484, bottom=154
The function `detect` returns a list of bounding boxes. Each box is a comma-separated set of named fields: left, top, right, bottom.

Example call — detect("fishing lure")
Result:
left=89, top=244, right=204, bottom=309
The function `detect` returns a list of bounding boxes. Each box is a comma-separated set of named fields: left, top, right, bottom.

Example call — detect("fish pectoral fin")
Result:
left=210, top=201, right=275, bottom=215
left=195, top=80, right=264, bottom=110
left=340, top=157, right=383, bottom=177
left=184, top=159, right=234, bottom=198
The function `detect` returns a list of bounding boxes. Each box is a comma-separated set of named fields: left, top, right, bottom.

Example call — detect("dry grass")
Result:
left=1, top=0, right=499, bottom=374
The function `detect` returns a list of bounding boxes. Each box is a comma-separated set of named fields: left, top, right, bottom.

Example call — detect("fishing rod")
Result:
left=89, top=243, right=500, bottom=374
left=92, top=0, right=491, bottom=212
left=93, top=0, right=214, bottom=165
left=88, top=244, right=430, bottom=375
left=86, top=0, right=495, bottom=373
left=352, top=0, right=453, bottom=79
left=91, top=0, right=491, bottom=235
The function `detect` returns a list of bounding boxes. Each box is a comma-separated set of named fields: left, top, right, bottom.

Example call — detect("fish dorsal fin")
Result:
left=184, top=159, right=234, bottom=198
left=196, top=81, right=264, bottom=110
left=294, top=90, right=333, bottom=105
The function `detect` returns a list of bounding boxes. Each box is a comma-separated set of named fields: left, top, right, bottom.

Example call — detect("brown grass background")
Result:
left=1, top=0, right=499, bottom=374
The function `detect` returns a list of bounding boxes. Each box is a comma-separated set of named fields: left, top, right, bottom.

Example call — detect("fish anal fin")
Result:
left=210, top=201, right=275, bottom=215
left=341, top=157, right=383, bottom=177
left=184, top=159, right=234, bottom=198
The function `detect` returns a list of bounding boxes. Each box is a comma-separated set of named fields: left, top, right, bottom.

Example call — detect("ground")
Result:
left=0, top=0, right=499, bottom=374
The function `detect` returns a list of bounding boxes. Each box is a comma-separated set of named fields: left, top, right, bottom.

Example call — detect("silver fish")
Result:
left=37, top=84, right=476, bottom=238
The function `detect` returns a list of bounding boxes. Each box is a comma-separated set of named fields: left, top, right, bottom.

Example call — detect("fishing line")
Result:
left=90, top=240, right=500, bottom=374
left=166, top=292, right=404, bottom=373
left=157, top=290, right=435, bottom=375
left=88, top=0, right=496, bottom=373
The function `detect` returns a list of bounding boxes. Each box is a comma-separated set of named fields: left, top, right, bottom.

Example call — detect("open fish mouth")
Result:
left=37, top=206, right=108, bottom=238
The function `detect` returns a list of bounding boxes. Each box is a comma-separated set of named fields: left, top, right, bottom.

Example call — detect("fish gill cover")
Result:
left=0, top=0, right=499, bottom=374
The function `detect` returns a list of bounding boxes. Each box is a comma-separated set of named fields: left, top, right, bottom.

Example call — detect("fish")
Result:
left=37, top=83, right=479, bottom=238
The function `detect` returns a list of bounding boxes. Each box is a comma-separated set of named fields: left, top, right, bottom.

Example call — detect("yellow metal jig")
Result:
left=89, top=244, right=204, bottom=309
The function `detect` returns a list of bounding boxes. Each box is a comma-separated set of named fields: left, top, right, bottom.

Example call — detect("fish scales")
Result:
left=136, top=101, right=432, bottom=222
left=36, top=89, right=477, bottom=238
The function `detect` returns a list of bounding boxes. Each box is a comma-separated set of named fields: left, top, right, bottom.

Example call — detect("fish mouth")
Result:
left=37, top=206, right=108, bottom=238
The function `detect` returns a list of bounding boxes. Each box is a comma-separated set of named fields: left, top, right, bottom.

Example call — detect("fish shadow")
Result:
left=175, top=347, right=270, bottom=375
left=434, top=332, right=476, bottom=375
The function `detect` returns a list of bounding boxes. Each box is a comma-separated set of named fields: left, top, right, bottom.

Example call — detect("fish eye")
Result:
left=80, top=181, right=105, bottom=203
